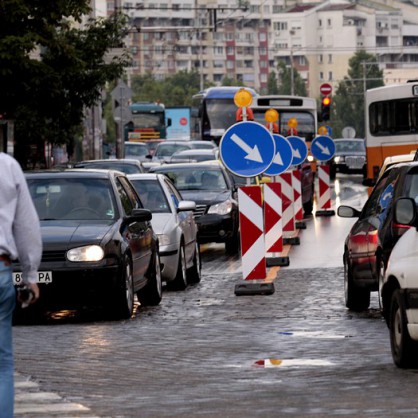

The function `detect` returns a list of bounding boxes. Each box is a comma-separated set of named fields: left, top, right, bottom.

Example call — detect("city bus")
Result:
left=365, top=81, right=418, bottom=184
left=190, top=86, right=258, bottom=145
left=251, top=95, right=318, bottom=143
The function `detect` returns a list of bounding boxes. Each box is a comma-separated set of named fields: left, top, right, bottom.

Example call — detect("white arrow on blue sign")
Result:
left=286, top=135, right=308, bottom=166
left=220, top=121, right=275, bottom=177
left=264, top=134, right=293, bottom=176
left=311, top=135, right=335, bottom=161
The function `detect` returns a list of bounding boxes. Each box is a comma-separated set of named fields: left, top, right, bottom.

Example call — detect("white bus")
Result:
left=251, top=95, right=318, bottom=143
left=365, top=81, right=418, bottom=183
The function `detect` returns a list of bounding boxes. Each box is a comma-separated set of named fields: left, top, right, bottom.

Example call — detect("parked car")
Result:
left=338, top=161, right=418, bottom=311
left=380, top=197, right=418, bottom=368
left=152, top=141, right=195, bottom=163
left=128, top=173, right=201, bottom=289
left=74, top=159, right=145, bottom=174
left=13, top=169, right=162, bottom=319
left=124, top=142, right=150, bottom=162
left=329, top=138, right=366, bottom=180
left=169, top=148, right=219, bottom=163
left=150, top=161, right=240, bottom=253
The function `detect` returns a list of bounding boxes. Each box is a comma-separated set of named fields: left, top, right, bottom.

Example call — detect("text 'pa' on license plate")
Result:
left=13, top=271, right=53, bottom=285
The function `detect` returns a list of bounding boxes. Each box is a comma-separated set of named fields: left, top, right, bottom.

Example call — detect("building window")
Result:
left=226, top=60, right=234, bottom=69
left=318, top=54, right=323, bottom=64
left=260, top=73, right=267, bottom=82
left=328, top=72, right=333, bottom=80
left=318, top=19, right=322, bottom=27
left=299, top=56, right=306, bottom=66
left=327, top=19, right=332, bottom=27
left=328, top=54, right=332, bottom=63
left=259, top=33, right=267, bottom=42
left=319, top=72, right=324, bottom=80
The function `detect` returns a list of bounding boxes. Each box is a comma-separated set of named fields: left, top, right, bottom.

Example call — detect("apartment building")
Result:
left=107, top=0, right=418, bottom=96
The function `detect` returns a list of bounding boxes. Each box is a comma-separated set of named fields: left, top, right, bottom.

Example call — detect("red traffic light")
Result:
left=322, top=96, right=331, bottom=106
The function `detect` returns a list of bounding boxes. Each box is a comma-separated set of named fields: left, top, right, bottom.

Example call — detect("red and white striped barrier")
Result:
left=234, top=185, right=274, bottom=296
left=278, top=172, right=300, bottom=245
left=237, top=186, right=266, bottom=280
left=316, top=164, right=335, bottom=216
left=264, top=182, right=289, bottom=267
left=292, top=169, right=306, bottom=229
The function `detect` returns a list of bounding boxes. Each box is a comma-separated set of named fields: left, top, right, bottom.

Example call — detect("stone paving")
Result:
left=12, top=265, right=418, bottom=417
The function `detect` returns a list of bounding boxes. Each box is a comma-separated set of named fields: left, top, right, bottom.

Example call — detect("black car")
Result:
left=150, top=161, right=240, bottom=253
left=329, top=138, right=366, bottom=180
left=337, top=161, right=418, bottom=311
left=13, top=169, right=162, bottom=319
left=74, top=159, right=145, bottom=174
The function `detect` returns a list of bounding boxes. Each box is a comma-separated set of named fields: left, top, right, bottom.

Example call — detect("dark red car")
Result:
left=338, top=161, right=418, bottom=311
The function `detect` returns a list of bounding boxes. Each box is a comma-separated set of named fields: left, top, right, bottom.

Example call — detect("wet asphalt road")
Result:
left=12, top=175, right=418, bottom=417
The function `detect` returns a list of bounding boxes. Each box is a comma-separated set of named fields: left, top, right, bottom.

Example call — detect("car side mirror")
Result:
left=394, top=197, right=417, bottom=226
left=337, top=205, right=361, bottom=218
left=177, top=200, right=196, bottom=212
left=122, top=208, right=152, bottom=228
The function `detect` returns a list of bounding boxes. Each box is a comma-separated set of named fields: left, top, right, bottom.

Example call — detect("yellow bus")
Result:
left=365, top=81, right=418, bottom=184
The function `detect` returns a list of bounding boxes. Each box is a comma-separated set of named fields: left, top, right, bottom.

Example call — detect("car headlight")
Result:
left=208, top=199, right=233, bottom=215
left=67, top=245, right=104, bottom=262
left=157, top=234, right=171, bottom=246
left=334, top=156, right=344, bottom=163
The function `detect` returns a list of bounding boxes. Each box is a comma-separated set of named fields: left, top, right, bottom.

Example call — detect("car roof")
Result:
left=78, top=158, right=142, bottom=165
left=24, top=168, right=124, bottom=179
left=127, top=173, right=161, bottom=181
left=150, top=161, right=224, bottom=171
left=173, top=149, right=217, bottom=155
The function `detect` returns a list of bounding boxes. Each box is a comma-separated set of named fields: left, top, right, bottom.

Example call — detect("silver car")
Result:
left=128, top=173, right=201, bottom=290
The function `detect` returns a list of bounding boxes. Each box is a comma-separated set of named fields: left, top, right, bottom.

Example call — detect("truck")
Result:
left=125, top=102, right=171, bottom=141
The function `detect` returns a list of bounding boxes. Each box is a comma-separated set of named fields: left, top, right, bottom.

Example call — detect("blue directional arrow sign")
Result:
left=264, top=134, right=293, bottom=176
left=220, top=121, right=275, bottom=177
left=311, top=135, right=336, bottom=161
left=286, top=135, right=308, bottom=166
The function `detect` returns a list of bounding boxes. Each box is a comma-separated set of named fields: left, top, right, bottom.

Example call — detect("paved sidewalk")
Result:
left=14, top=372, right=96, bottom=417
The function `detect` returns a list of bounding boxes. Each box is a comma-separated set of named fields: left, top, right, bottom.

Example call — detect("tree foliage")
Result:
left=277, top=61, right=307, bottom=96
left=0, top=1, right=131, bottom=166
left=332, top=50, right=384, bottom=138
left=267, top=71, right=279, bottom=95
left=130, top=71, right=202, bottom=107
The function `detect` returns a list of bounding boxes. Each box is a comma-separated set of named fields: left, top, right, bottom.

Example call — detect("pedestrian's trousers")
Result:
left=0, top=260, right=15, bottom=418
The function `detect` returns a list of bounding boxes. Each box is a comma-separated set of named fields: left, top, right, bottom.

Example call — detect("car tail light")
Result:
left=392, top=222, right=411, bottom=238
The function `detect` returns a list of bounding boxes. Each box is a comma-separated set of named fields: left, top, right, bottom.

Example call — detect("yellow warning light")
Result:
left=265, top=109, right=279, bottom=123
left=318, top=126, right=328, bottom=135
left=234, top=88, right=253, bottom=108
left=287, top=117, right=298, bottom=129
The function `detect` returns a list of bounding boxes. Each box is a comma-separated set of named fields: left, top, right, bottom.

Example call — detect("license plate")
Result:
left=13, top=271, right=53, bottom=285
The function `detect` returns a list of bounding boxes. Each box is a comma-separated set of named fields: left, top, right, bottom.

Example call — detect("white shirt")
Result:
left=0, top=153, right=42, bottom=283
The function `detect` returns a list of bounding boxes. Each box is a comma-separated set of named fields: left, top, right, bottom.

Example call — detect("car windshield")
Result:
left=129, top=179, right=170, bottom=213
left=156, top=168, right=227, bottom=191
left=27, top=178, right=117, bottom=221
left=335, top=140, right=365, bottom=153
left=125, top=144, right=149, bottom=156
left=155, top=143, right=191, bottom=157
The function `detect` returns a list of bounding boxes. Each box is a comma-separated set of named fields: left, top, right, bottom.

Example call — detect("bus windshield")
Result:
left=205, top=99, right=238, bottom=131
left=131, top=113, right=164, bottom=129
left=252, top=109, right=316, bottom=142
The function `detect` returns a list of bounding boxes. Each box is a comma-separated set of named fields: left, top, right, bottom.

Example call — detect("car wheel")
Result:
left=137, top=251, right=163, bottom=306
left=187, top=242, right=202, bottom=284
left=113, top=256, right=134, bottom=320
left=344, top=254, right=370, bottom=311
left=169, top=242, right=188, bottom=290
left=389, top=289, right=418, bottom=368
left=225, top=234, right=240, bottom=254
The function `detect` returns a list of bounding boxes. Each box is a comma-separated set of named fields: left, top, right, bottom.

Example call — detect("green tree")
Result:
left=332, top=50, right=384, bottom=138
left=267, top=71, right=279, bottom=95
left=277, top=61, right=307, bottom=96
left=0, top=2, right=130, bottom=166
left=131, top=70, right=201, bottom=107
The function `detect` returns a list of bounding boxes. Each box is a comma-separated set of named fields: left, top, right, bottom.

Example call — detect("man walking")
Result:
left=0, top=152, right=42, bottom=418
